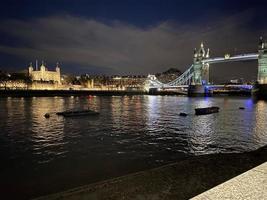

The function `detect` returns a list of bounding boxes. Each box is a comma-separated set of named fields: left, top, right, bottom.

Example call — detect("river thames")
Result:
left=1, top=96, right=267, bottom=199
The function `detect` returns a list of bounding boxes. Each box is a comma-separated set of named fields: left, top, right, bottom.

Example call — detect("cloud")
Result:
left=0, top=10, right=265, bottom=81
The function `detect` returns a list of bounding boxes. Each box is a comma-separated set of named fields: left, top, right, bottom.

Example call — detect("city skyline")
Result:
left=1, top=2, right=267, bottom=199
left=0, top=0, right=266, bottom=82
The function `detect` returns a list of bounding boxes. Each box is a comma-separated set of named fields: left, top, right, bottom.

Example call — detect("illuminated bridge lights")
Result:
left=147, top=51, right=257, bottom=90
left=147, top=38, right=267, bottom=90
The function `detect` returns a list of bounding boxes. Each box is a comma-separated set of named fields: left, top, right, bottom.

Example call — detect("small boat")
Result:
left=195, top=106, right=219, bottom=115
left=56, top=109, right=99, bottom=117
left=179, top=112, right=188, bottom=117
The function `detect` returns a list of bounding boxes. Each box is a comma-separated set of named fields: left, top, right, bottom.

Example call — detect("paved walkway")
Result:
left=192, top=162, right=267, bottom=200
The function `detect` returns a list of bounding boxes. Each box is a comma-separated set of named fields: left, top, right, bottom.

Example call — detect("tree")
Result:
left=64, top=75, right=81, bottom=85
left=0, top=71, right=9, bottom=90
left=9, top=72, right=31, bottom=83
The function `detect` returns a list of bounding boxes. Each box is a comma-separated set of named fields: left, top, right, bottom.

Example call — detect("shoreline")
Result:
left=0, top=89, right=148, bottom=97
left=34, top=145, right=267, bottom=200
left=0, top=89, right=252, bottom=97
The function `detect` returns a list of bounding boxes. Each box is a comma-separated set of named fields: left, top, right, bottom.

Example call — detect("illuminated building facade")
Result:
left=28, top=61, right=61, bottom=84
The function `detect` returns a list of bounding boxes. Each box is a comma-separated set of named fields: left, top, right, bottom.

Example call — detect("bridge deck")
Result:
left=203, top=53, right=258, bottom=64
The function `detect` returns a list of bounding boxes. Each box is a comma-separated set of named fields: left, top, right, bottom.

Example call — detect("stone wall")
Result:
left=29, top=64, right=61, bottom=83
left=0, top=81, right=28, bottom=90
left=0, top=81, right=145, bottom=91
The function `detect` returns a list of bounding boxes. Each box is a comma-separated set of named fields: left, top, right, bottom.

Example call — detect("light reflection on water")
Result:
left=1, top=96, right=267, bottom=199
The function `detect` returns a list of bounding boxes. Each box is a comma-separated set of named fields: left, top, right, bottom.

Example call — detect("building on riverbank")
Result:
left=1, top=65, right=183, bottom=92
left=28, top=61, right=61, bottom=84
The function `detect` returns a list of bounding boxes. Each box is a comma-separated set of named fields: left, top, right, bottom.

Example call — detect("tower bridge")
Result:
left=146, top=37, right=267, bottom=96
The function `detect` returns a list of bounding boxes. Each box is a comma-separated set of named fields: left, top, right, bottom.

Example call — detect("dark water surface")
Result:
left=1, top=96, right=267, bottom=199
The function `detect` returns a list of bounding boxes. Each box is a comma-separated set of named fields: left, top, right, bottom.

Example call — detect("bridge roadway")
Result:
left=152, top=84, right=253, bottom=90
left=203, top=53, right=258, bottom=64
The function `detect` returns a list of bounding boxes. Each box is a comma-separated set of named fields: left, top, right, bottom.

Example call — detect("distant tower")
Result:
left=40, top=60, right=46, bottom=71
left=55, top=62, right=61, bottom=84
left=28, top=62, right=33, bottom=75
left=258, top=37, right=267, bottom=84
left=35, top=60, right=38, bottom=71
left=200, top=42, right=205, bottom=57
left=193, top=48, right=197, bottom=58
left=259, top=36, right=264, bottom=49
left=206, top=48, right=210, bottom=58
left=55, top=62, right=60, bottom=72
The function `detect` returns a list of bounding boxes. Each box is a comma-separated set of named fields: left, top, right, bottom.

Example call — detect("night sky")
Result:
left=0, top=0, right=267, bottom=82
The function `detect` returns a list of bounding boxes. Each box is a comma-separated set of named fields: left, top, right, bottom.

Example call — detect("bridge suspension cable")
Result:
left=147, top=65, right=194, bottom=88
left=167, top=65, right=194, bottom=86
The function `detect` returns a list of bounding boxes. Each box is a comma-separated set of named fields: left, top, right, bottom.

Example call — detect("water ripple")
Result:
left=1, top=96, right=267, bottom=183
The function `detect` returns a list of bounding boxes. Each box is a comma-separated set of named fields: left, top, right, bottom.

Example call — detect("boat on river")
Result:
left=56, top=109, right=99, bottom=117
left=195, top=106, right=219, bottom=115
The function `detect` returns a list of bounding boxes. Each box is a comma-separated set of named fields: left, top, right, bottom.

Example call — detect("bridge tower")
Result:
left=254, top=37, right=267, bottom=98
left=258, top=37, right=267, bottom=84
left=192, top=43, right=210, bottom=85
left=189, top=43, right=210, bottom=96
